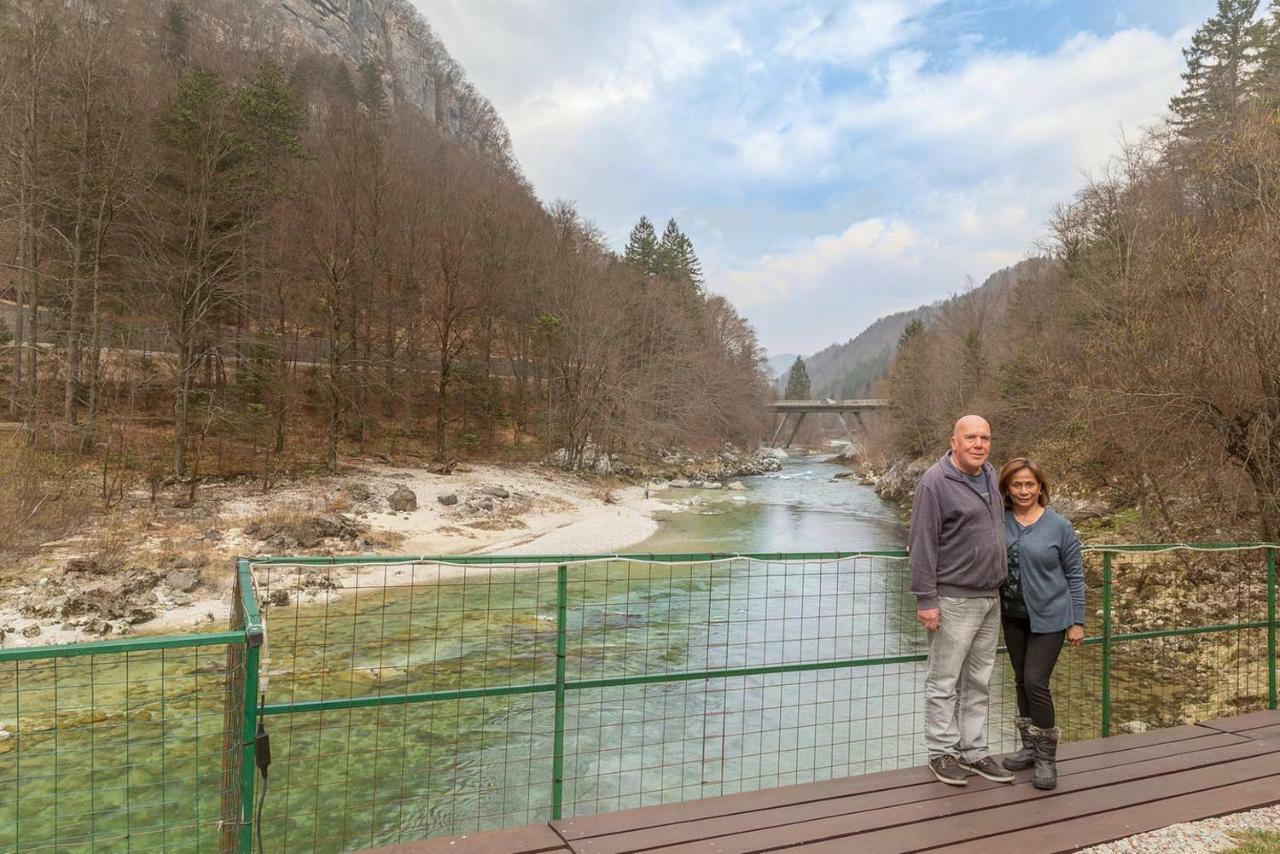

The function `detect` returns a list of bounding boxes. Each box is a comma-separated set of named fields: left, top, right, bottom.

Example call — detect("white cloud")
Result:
left=776, top=0, right=942, bottom=66
left=418, top=1, right=1203, bottom=355
left=722, top=218, right=922, bottom=306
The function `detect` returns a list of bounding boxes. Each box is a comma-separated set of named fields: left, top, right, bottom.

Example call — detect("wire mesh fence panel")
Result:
left=252, top=560, right=562, bottom=852
left=1104, top=547, right=1272, bottom=730
left=0, top=639, right=245, bottom=853
left=559, top=555, right=940, bottom=816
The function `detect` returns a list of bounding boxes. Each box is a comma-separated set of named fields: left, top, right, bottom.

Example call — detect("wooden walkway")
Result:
left=370, top=709, right=1280, bottom=854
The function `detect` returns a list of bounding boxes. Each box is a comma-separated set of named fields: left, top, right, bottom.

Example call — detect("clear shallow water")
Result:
left=637, top=455, right=906, bottom=554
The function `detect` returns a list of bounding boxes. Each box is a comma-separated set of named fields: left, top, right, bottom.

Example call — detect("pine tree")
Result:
left=784, top=356, right=811, bottom=400
left=1170, top=0, right=1267, bottom=136
left=655, top=218, right=705, bottom=294
left=624, top=216, right=658, bottom=274
left=890, top=319, right=935, bottom=457
left=1258, top=1, right=1280, bottom=99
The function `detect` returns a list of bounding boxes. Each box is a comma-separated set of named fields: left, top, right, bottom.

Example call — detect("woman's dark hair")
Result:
left=998, top=458, right=1050, bottom=511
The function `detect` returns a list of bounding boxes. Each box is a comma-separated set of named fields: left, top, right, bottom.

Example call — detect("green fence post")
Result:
left=1267, top=547, right=1277, bottom=711
left=552, top=563, right=568, bottom=821
left=237, top=559, right=265, bottom=854
left=1101, top=551, right=1113, bottom=738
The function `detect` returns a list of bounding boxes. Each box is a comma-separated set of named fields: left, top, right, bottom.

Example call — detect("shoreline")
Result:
left=0, top=461, right=677, bottom=650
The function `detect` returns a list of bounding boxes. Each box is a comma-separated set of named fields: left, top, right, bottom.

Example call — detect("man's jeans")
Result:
left=924, top=595, right=999, bottom=761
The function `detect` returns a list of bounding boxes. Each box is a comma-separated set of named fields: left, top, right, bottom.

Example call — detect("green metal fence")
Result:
left=0, top=544, right=1275, bottom=852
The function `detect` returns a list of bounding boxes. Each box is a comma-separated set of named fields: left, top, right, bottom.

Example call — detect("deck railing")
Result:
left=0, top=545, right=1275, bottom=852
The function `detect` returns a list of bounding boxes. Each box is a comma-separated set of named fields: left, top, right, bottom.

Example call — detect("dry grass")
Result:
left=0, top=434, right=97, bottom=560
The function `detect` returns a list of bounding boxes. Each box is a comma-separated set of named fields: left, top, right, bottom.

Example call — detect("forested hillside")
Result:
left=882, top=0, right=1280, bottom=540
left=0, top=0, right=770, bottom=513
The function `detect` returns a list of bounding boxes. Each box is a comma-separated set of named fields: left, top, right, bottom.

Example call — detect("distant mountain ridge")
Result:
left=801, top=258, right=1051, bottom=398
left=766, top=353, right=799, bottom=381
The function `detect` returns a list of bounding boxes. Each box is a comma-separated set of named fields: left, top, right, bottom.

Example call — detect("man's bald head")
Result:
left=953, top=415, right=991, bottom=439
left=949, top=415, right=992, bottom=475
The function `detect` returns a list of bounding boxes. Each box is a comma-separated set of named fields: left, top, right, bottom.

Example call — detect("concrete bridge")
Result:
left=765, top=398, right=892, bottom=448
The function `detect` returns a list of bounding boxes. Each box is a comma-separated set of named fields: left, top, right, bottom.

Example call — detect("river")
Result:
left=637, top=454, right=906, bottom=553
left=249, top=455, right=920, bottom=850
left=6, top=455, right=919, bottom=853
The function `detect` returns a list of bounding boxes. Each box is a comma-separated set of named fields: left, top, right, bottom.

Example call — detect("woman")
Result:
left=997, top=458, right=1085, bottom=790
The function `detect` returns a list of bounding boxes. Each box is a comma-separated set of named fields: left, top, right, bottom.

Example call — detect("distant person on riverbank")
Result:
left=909, top=415, right=1012, bottom=786
left=996, top=458, right=1085, bottom=790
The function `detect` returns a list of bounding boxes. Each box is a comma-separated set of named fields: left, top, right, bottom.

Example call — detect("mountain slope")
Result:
left=802, top=257, right=1051, bottom=398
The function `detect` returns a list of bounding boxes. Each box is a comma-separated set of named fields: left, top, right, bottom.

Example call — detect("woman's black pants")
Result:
left=1001, top=616, right=1065, bottom=729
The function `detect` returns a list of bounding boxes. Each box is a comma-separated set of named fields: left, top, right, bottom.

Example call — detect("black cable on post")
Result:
left=254, top=693, right=272, bottom=854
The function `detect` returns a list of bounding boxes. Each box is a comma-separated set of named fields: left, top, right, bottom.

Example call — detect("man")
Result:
left=910, top=415, right=1012, bottom=786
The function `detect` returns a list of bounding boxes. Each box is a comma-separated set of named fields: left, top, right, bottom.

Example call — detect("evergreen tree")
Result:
left=164, top=1, right=189, bottom=66
left=656, top=218, right=705, bottom=294
left=1170, top=0, right=1267, bottom=136
left=1258, top=1, right=1280, bottom=99
left=624, top=216, right=658, bottom=274
left=784, top=356, right=811, bottom=400
left=890, top=319, right=935, bottom=457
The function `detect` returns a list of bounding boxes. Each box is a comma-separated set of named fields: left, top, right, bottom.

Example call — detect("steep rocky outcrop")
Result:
left=184, top=0, right=513, bottom=160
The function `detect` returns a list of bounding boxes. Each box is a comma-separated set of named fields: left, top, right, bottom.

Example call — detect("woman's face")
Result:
left=1008, top=467, right=1041, bottom=510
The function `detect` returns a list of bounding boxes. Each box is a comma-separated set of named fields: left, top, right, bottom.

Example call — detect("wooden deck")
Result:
left=370, top=709, right=1280, bottom=854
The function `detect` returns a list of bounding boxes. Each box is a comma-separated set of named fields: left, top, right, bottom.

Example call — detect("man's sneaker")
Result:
left=929, top=754, right=968, bottom=786
left=958, top=755, right=1015, bottom=783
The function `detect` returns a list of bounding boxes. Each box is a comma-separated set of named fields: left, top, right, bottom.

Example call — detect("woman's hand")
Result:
left=1067, top=624, right=1085, bottom=647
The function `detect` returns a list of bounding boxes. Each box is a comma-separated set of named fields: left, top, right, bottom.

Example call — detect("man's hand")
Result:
left=1067, top=625, right=1085, bottom=647
left=917, top=608, right=940, bottom=632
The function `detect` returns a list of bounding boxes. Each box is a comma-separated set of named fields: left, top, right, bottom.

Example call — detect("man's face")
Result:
left=950, top=418, right=991, bottom=474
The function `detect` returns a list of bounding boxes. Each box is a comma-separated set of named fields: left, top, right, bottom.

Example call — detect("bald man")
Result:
left=909, top=415, right=1011, bottom=786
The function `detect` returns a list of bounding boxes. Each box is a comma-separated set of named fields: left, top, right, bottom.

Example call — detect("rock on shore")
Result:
left=552, top=446, right=783, bottom=483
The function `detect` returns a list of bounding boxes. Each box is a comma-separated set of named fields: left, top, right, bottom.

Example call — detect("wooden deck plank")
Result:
left=748, top=753, right=1280, bottom=854
left=1196, top=709, right=1280, bottom=733
left=935, top=773, right=1280, bottom=853
left=553, top=767, right=934, bottom=841
left=553, top=722, right=1220, bottom=842
left=632, top=743, right=1280, bottom=853
left=773, top=757, right=1280, bottom=854
left=564, top=732, right=1251, bottom=854
left=363, top=824, right=568, bottom=854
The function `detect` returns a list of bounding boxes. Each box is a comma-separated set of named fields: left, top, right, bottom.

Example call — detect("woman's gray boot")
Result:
left=1002, top=717, right=1035, bottom=771
left=1029, top=724, right=1060, bottom=790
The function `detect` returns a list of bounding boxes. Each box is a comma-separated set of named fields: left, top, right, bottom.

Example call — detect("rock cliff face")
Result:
left=199, top=0, right=512, bottom=159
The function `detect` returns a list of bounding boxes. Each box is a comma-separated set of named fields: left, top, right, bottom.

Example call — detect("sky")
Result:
left=415, top=0, right=1216, bottom=358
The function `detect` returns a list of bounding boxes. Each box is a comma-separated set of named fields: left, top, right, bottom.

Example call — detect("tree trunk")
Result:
left=174, top=340, right=192, bottom=477
left=79, top=248, right=103, bottom=454
left=11, top=228, right=25, bottom=419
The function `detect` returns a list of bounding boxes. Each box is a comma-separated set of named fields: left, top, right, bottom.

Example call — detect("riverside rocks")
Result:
left=873, top=456, right=932, bottom=503
left=550, top=445, right=781, bottom=483
left=246, top=512, right=369, bottom=551
left=12, top=559, right=209, bottom=637
left=387, top=485, right=418, bottom=512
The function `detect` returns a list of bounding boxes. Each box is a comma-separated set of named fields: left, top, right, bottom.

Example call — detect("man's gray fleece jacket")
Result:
left=909, top=451, right=1007, bottom=610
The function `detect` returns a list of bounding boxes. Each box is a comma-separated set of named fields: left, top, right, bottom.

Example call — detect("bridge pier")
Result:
left=764, top=399, right=890, bottom=449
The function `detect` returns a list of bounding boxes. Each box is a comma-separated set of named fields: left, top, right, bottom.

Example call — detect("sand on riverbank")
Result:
left=0, top=461, right=675, bottom=649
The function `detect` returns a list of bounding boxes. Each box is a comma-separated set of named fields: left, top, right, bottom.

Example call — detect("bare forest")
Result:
left=884, top=0, right=1280, bottom=540
left=0, top=0, right=771, bottom=555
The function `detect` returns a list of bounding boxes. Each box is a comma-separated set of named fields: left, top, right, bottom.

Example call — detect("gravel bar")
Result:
left=1077, top=804, right=1280, bottom=853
